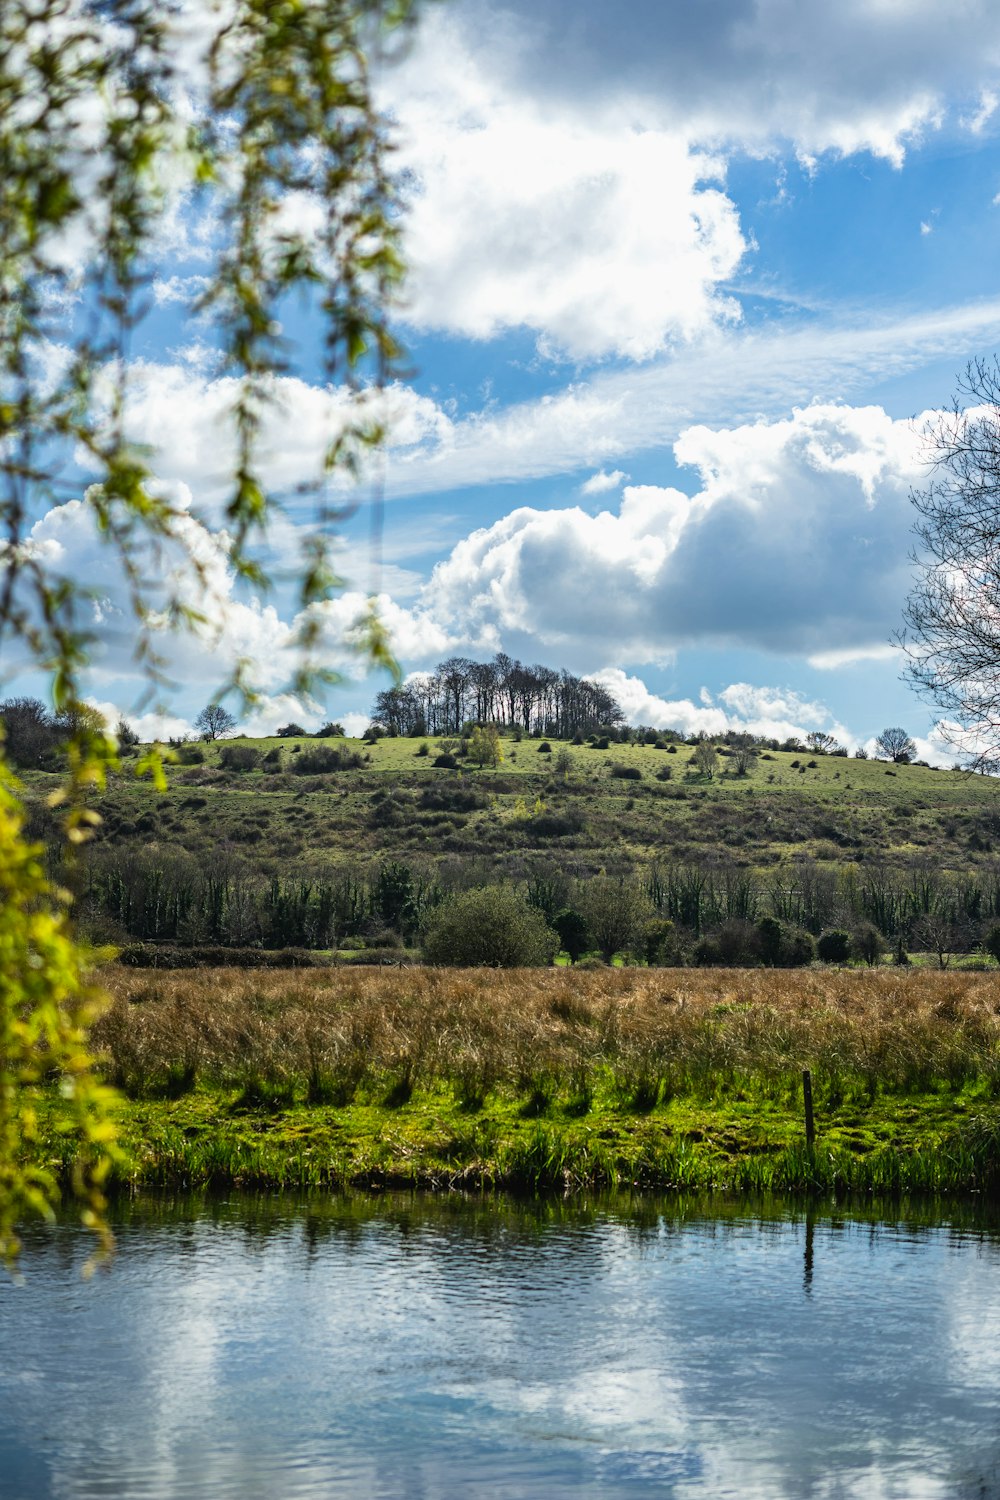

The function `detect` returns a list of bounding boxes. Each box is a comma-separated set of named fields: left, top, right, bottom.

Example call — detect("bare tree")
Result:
left=874, top=727, right=916, bottom=763
left=730, top=734, right=757, bottom=776
left=900, top=358, right=1000, bottom=770
left=195, top=705, right=237, bottom=741
left=692, top=740, right=719, bottom=777
left=805, top=731, right=837, bottom=755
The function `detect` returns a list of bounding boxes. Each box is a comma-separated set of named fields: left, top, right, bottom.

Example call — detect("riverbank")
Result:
left=35, top=965, right=1000, bottom=1198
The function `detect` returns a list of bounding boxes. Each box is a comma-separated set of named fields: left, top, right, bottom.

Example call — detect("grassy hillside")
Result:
left=31, top=730, right=1000, bottom=874
left=19, top=729, right=1000, bottom=956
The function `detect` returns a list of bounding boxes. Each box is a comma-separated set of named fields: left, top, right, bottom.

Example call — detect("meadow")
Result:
left=41, top=963, right=1000, bottom=1200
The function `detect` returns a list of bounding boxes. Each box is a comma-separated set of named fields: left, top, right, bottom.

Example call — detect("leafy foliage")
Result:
left=423, top=887, right=559, bottom=967
left=0, top=763, right=119, bottom=1266
left=0, top=0, right=419, bottom=1255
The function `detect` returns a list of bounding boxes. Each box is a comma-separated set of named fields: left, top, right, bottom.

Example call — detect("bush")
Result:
left=853, top=922, right=886, bottom=966
left=275, top=722, right=307, bottom=737
left=291, top=746, right=363, bottom=774
left=611, top=764, right=642, bottom=780
left=552, top=907, right=590, bottom=963
left=315, top=722, right=344, bottom=737
left=537, top=741, right=552, bottom=754
left=423, top=886, right=559, bottom=967
left=817, top=929, right=852, bottom=963
left=433, top=752, right=459, bottom=769
left=176, top=744, right=205, bottom=765
left=984, top=925, right=1000, bottom=965
left=219, top=744, right=259, bottom=772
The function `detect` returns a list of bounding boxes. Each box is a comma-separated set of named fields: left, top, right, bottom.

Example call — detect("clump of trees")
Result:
left=0, top=699, right=110, bottom=769
left=371, top=653, right=626, bottom=738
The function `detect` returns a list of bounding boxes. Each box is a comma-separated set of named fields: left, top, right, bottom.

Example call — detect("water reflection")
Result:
left=2, top=1193, right=1000, bottom=1499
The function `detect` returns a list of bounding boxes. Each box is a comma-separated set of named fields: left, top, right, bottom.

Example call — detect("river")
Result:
left=2, top=1194, right=999, bottom=1498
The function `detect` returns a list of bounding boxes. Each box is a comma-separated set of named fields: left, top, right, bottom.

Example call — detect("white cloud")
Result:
left=380, top=296, right=1000, bottom=500
left=589, top=668, right=853, bottom=745
left=808, top=643, right=900, bottom=670
left=388, top=13, right=746, bottom=360
left=18, top=489, right=448, bottom=718
left=920, top=220, right=934, bottom=235
left=57, top=296, right=1000, bottom=519
left=422, top=402, right=926, bottom=664
left=412, top=0, right=1000, bottom=166
left=580, top=470, right=628, bottom=496
left=99, top=360, right=452, bottom=509
left=152, top=274, right=212, bottom=307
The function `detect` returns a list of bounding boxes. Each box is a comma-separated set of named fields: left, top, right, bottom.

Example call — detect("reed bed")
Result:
left=93, top=964, right=1000, bottom=1108
left=71, top=966, right=1000, bottom=1198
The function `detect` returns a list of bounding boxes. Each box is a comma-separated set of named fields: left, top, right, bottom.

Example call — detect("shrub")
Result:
left=219, top=744, right=260, bottom=772
left=553, top=907, right=590, bottom=963
left=817, top=929, right=852, bottom=963
left=853, top=921, right=886, bottom=967
left=275, top=722, right=307, bottom=737
left=291, top=746, right=363, bottom=774
left=176, top=744, right=205, bottom=765
left=423, top=886, right=558, bottom=967
left=315, top=722, right=344, bottom=737
left=611, top=764, right=642, bottom=780
left=433, top=752, right=459, bottom=769
left=984, top=925, right=1000, bottom=965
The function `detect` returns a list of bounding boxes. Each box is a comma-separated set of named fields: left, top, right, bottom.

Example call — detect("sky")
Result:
left=26, top=0, right=1000, bottom=755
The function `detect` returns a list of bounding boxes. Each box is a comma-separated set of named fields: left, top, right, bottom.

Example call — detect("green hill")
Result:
left=18, top=728, right=1000, bottom=959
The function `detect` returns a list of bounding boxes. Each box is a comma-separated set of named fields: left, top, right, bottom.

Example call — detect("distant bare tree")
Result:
left=730, top=735, right=757, bottom=775
left=874, top=727, right=916, bottom=763
left=692, top=740, right=719, bottom=778
left=806, top=732, right=837, bottom=755
left=195, top=705, right=237, bottom=742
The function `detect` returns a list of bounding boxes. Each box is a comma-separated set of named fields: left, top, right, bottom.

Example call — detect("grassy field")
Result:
left=23, top=731, right=1000, bottom=878
left=34, top=964, right=1000, bottom=1200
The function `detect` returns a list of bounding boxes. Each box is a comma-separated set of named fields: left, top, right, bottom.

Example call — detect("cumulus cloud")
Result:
left=102, top=360, right=453, bottom=510
left=422, top=402, right=926, bottom=664
left=589, top=669, right=853, bottom=745
left=387, top=12, right=746, bottom=361
left=406, top=0, right=1000, bottom=166
left=18, top=488, right=448, bottom=718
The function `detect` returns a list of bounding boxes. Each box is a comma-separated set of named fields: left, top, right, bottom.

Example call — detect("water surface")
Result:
left=3, top=1194, right=1000, bottom=1498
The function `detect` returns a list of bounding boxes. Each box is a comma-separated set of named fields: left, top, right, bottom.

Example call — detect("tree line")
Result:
left=82, top=846, right=1000, bottom=968
left=370, top=654, right=626, bottom=738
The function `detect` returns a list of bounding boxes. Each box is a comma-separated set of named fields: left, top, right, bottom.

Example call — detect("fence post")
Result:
left=802, top=1068, right=815, bottom=1150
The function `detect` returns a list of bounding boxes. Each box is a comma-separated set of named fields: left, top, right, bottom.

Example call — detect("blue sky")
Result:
left=33, top=0, right=1000, bottom=755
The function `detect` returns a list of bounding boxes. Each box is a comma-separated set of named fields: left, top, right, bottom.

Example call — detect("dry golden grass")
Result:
left=92, top=965, right=1000, bottom=1104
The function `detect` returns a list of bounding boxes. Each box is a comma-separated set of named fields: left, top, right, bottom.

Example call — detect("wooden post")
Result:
left=802, top=1067, right=815, bottom=1149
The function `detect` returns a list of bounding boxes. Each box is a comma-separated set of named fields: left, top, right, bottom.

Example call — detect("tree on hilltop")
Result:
left=195, top=705, right=238, bottom=742
left=874, top=727, right=916, bottom=763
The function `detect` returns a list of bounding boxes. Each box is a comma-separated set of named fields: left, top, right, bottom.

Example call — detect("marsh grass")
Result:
left=93, top=964, right=1000, bottom=1107
left=75, top=965, right=1000, bottom=1196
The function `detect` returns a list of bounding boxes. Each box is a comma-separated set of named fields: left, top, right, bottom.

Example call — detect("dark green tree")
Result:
left=423, top=887, right=558, bottom=967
